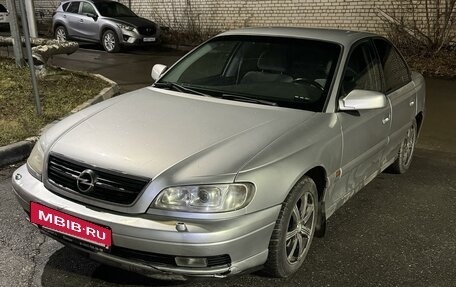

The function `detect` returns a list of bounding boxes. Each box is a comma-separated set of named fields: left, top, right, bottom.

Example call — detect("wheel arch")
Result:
left=100, top=25, right=120, bottom=41
left=304, top=166, right=328, bottom=237
left=415, top=111, right=424, bottom=134
left=288, top=166, right=328, bottom=237
left=53, top=21, right=66, bottom=32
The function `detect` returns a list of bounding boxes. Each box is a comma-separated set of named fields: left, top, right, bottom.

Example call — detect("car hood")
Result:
left=50, top=87, right=315, bottom=182
left=108, top=16, right=156, bottom=27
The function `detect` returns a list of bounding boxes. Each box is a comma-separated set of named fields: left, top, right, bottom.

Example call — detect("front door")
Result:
left=74, top=2, right=99, bottom=41
left=329, top=41, right=391, bottom=209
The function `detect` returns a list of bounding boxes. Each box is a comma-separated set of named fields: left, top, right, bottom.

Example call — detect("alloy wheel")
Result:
left=56, top=27, right=66, bottom=41
left=285, top=191, right=315, bottom=264
left=400, top=124, right=416, bottom=167
left=103, top=32, right=116, bottom=52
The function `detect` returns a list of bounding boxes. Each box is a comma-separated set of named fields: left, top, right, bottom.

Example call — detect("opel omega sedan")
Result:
left=12, top=27, right=425, bottom=278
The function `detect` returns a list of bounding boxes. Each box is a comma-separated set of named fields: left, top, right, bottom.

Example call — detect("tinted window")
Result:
left=159, top=36, right=341, bottom=112
left=80, top=2, right=96, bottom=15
left=66, top=2, right=80, bottom=13
left=0, top=4, right=7, bottom=13
left=62, top=2, right=70, bottom=11
left=95, top=2, right=136, bottom=17
left=341, top=41, right=382, bottom=97
left=374, top=39, right=411, bottom=93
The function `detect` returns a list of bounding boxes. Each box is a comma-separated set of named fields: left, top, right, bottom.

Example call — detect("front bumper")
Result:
left=118, top=29, right=159, bottom=46
left=11, top=164, right=279, bottom=277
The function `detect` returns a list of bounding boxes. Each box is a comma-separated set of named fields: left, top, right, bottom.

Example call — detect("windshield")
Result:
left=158, top=35, right=341, bottom=111
left=94, top=2, right=137, bottom=17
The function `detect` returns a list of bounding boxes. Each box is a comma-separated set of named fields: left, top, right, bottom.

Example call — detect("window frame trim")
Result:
left=79, top=1, right=99, bottom=16
left=371, top=36, right=412, bottom=96
left=64, top=1, right=81, bottom=14
left=335, top=38, right=384, bottom=111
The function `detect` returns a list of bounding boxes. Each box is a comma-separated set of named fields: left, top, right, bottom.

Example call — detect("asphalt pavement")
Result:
left=0, top=46, right=455, bottom=287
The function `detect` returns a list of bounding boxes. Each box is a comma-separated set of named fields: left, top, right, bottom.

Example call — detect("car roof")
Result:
left=217, top=27, right=376, bottom=47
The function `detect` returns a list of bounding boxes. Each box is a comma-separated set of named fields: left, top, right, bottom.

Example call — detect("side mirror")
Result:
left=87, top=13, right=98, bottom=21
left=339, top=89, right=387, bottom=111
left=151, top=64, right=167, bottom=82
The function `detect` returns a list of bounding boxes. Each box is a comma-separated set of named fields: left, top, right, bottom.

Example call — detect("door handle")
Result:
left=382, top=116, right=390, bottom=125
left=409, top=101, right=415, bottom=106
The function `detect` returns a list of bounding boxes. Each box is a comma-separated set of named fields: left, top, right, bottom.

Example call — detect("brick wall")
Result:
left=27, top=0, right=454, bottom=38
left=114, top=0, right=420, bottom=35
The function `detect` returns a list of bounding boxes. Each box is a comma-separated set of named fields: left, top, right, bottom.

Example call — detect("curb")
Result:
left=0, top=73, right=119, bottom=168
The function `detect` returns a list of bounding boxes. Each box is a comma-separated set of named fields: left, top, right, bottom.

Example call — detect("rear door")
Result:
left=373, top=38, right=416, bottom=168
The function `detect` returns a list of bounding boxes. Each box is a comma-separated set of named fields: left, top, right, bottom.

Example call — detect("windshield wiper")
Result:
left=220, top=94, right=277, bottom=106
left=154, top=82, right=212, bottom=98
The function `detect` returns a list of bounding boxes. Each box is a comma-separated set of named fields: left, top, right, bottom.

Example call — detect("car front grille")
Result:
left=47, top=154, right=150, bottom=205
left=137, top=26, right=156, bottom=36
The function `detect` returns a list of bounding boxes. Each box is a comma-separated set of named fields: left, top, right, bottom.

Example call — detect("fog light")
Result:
left=175, top=257, right=208, bottom=267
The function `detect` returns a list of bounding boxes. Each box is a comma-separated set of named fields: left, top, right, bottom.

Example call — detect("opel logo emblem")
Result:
left=77, top=169, right=97, bottom=194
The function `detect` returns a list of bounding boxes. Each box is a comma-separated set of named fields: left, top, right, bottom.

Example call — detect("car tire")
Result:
left=102, top=30, right=120, bottom=53
left=388, top=119, right=417, bottom=174
left=55, top=25, right=68, bottom=42
left=263, top=176, right=318, bottom=278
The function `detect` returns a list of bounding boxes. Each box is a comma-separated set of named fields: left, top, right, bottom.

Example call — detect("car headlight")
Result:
left=117, top=23, right=134, bottom=31
left=153, top=183, right=255, bottom=213
left=27, top=138, right=45, bottom=181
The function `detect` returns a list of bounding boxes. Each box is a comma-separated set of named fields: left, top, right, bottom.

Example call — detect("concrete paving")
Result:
left=49, top=44, right=186, bottom=93
left=1, top=46, right=455, bottom=287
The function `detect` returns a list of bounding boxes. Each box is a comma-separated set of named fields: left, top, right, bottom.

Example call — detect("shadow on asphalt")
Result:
left=42, top=247, right=188, bottom=286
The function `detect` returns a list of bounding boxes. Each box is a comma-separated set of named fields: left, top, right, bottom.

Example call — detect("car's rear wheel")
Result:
left=264, top=176, right=318, bottom=277
left=388, top=119, right=417, bottom=174
left=55, top=26, right=68, bottom=41
left=102, top=30, right=120, bottom=53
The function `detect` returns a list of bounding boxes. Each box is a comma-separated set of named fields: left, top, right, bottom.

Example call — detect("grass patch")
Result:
left=0, top=57, right=109, bottom=146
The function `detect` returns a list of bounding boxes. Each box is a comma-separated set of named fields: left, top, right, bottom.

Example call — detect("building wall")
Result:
left=117, top=0, right=393, bottom=34
left=28, top=0, right=453, bottom=38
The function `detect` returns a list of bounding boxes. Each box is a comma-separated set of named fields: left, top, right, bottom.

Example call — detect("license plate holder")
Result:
left=30, top=202, right=112, bottom=250
left=143, top=37, right=156, bottom=42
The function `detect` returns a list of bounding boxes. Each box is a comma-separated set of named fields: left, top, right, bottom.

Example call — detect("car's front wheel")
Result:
left=55, top=26, right=68, bottom=41
left=102, top=30, right=120, bottom=53
left=388, top=119, right=417, bottom=174
left=264, top=176, right=318, bottom=277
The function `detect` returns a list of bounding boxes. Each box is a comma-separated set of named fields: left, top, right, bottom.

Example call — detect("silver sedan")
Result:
left=12, top=27, right=425, bottom=278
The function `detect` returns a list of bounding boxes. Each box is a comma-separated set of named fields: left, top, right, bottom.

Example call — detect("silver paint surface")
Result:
left=12, top=27, right=426, bottom=277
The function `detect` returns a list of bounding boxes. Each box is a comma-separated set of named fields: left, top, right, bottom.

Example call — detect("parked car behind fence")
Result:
left=52, top=0, right=160, bottom=52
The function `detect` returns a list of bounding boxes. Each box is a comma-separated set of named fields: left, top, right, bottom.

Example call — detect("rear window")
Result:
left=66, top=1, right=80, bottom=13
left=62, top=2, right=70, bottom=11
left=374, top=39, right=411, bottom=93
left=0, top=4, right=7, bottom=13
